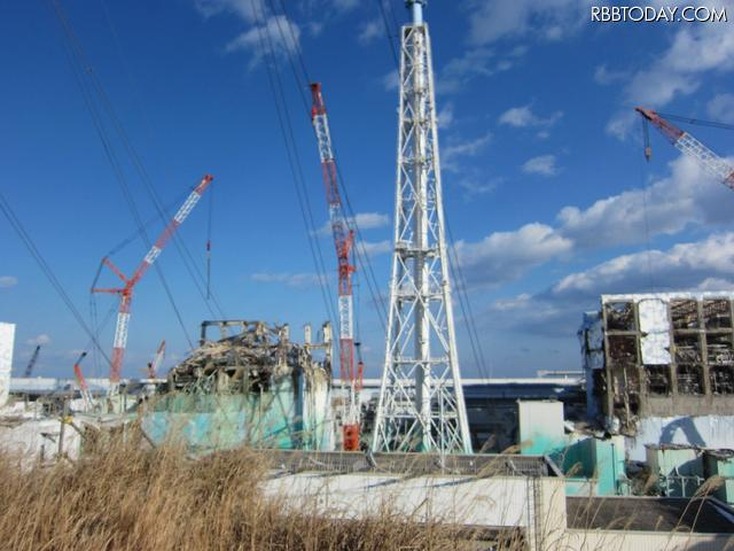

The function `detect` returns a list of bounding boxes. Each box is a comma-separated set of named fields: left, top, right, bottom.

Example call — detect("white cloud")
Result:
left=382, top=70, right=399, bottom=91
left=484, top=232, right=734, bottom=338
left=26, top=334, right=51, bottom=346
left=251, top=272, right=326, bottom=288
left=465, top=0, right=588, bottom=46
left=354, top=212, right=389, bottom=229
left=558, top=155, right=732, bottom=248
left=455, top=177, right=498, bottom=197
left=0, top=276, right=17, bottom=288
left=437, top=102, right=455, bottom=129
left=438, top=48, right=496, bottom=93
left=194, top=0, right=264, bottom=22
left=437, top=46, right=529, bottom=94
left=358, top=240, right=392, bottom=257
left=498, top=105, right=562, bottom=129
left=358, top=18, right=382, bottom=45
left=522, top=154, right=558, bottom=176
left=442, top=133, right=492, bottom=172
left=594, top=64, right=628, bottom=86
left=317, top=212, right=389, bottom=236
left=608, top=20, right=734, bottom=138
left=455, top=223, right=574, bottom=286
left=707, top=93, right=734, bottom=124
left=498, top=106, right=535, bottom=127
left=450, top=154, right=734, bottom=289
left=553, top=233, right=734, bottom=297
left=225, top=15, right=301, bottom=69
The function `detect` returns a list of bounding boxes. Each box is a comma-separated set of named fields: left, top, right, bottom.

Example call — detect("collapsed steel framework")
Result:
left=581, top=293, right=734, bottom=433
left=372, top=0, right=471, bottom=454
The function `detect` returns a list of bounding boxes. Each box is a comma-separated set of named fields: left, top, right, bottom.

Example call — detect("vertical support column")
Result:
left=0, top=322, right=15, bottom=409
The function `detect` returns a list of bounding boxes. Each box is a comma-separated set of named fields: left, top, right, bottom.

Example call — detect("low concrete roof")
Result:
left=567, top=496, right=734, bottom=533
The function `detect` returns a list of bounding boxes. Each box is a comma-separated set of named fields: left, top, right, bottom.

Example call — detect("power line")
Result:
left=268, top=0, right=390, bottom=330
left=50, top=0, right=235, bottom=364
left=251, top=0, right=338, bottom=328
left=0, top=190, right=111, bottom=367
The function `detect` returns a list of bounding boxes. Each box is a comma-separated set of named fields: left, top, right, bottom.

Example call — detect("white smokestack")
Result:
left=0, top=322, right=15, bottom=408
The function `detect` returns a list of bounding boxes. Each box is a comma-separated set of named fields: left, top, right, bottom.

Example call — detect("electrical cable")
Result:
left=377, top=0, right=401, bottom=69
left=51, top=0, right=238, bottom=368
left=269, top=0, right=390, bottom=330
left=251, top=0, right=338, bottom=329
left=0, top=190, right=112, bottom=367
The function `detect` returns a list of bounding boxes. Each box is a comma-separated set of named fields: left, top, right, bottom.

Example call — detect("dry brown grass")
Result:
left=0, top=430, right=517, bottom=551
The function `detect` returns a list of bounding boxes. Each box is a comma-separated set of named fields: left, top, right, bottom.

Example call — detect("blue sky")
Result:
left=2, top=0, right=734, bottom=381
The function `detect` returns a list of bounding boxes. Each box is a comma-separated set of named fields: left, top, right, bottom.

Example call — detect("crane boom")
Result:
left=309, top=82, right=362, bottom=451
left=636, top=107, right=734, bottom=190
left=148, top=339, right=166, bottom=378
left=24, top=345, right=41, bottom=377
left=92, top=174, right=213, bottom=389
left=72, top=352, right=93, bottom=411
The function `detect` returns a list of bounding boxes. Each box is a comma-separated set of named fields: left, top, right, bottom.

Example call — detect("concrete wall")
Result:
left=0, top=416, right=82, bottom=469
left=630, top=415, right=734, bottom=461
left=263, top=472, right=568, bottom=550
left=557, top=530, right=733, bottom=550
left=0, top=322, right=15, bottom=408
left=518, top=400, right=565, bottom=455
left=263, top=470, right=731, bottom=551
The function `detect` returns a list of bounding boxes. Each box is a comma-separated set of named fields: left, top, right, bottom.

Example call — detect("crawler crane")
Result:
left=92, top=174, right=213, bottom=395
left=309, top=83, right=364, bottom=451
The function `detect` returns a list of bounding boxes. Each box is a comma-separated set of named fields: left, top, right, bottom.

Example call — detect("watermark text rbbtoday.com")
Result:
left=591, top=5, right=728, bottom=23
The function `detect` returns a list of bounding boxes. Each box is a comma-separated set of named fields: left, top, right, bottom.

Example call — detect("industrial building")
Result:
left=579, top=292, right=734, bottom=505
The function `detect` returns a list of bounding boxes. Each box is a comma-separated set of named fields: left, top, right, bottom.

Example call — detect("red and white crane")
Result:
left=636, top=107, right=734, bottom=189
left=147, top=339, right=166, bottom=379
left=309, top=82, right=364, bottom=451
left=92, top=174, right=213, bottom=394
left=72, top=352, right=93, bottom=411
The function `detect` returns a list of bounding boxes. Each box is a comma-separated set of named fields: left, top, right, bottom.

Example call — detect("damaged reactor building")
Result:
left=141, top=320, right=334, bottom=453
left=580, top=292, right=734, bottom=462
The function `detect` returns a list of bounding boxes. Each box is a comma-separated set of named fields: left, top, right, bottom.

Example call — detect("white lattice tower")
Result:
left=371, top=0, right=472, bottom=454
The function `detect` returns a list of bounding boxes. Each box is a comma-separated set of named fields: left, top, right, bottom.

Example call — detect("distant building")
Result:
left=580, top=292, right=734, bottom=460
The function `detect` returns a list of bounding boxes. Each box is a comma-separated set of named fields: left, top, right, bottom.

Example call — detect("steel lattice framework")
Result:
left=636, top=106, right=734, bottom=189
left=372, top=1, right=471, bottom=454
left=92, top=174, right=213, bottom=392
left=310, top=82, right=363, bottom=451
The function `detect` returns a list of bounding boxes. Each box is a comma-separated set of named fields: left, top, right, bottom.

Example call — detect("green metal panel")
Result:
left=141, top=374, right=332, bottom=453
left=703, top=450, right=734, bottom=505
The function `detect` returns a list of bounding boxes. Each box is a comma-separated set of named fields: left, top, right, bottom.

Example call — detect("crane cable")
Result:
left=0, top=191, right=112, bottom=368
left=270, top=0, right=390, bottom=330
left=637, top=116, right=658, bottom=294
left=377, top=0, right=401, bottom=69
left=250, top=0, right=339, bottom=331
left=636, top=110, right=734, bottom=294
left=49, top=0, right=197, bottom=355
left=93, top=0, right=229, bottom=324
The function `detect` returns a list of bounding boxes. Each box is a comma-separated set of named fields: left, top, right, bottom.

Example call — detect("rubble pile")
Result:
left=167, top=321, right=319, bottom=393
